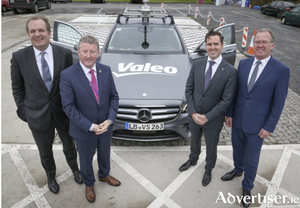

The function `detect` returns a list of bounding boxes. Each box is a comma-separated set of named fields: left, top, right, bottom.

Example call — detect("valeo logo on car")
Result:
left=112, top=63, right=178, bottom=77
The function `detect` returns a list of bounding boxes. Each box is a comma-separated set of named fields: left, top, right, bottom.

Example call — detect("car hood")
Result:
left=99, top=53, right=192, bottom=101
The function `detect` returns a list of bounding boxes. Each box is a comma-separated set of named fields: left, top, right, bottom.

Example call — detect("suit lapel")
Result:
left=75, top=62, right=99, bottom=104
left=242, top=57, right=254, bottom=94
left=204, top=59, right=226, bottom=92
left=96, top=63, right=103, bottom=105
left=249, top=56, right=274, bottom=93
left=52, top=45, right=61, bottom=92
left=198, top=58, right=207, bottom=93
left=25, top=46, right=48, bottom=90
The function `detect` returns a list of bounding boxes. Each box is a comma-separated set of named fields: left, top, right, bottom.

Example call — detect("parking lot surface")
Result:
left=2, top=9, right=300, bottom=208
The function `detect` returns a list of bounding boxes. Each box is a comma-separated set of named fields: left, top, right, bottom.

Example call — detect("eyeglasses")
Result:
left=254, top=41, right=273, bottom=46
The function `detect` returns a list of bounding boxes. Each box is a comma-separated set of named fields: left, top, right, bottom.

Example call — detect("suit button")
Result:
left=202, top=95, right=205, bottom=97
left=247, top=98, right=249, bottom=100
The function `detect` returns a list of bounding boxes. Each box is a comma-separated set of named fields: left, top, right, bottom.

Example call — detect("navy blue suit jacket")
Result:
left=60, top=62, right=119, bottom=140
left=226, top=56, right=289, bottom=134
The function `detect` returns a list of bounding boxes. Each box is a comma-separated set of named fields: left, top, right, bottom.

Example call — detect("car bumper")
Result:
left=112, top=113, right=190, bottom=141
left=9, top=4, right=33, bottom=9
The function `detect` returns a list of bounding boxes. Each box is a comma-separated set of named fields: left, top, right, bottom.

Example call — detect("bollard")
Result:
left=195, top=7, right=199, bottom=18
left=242, top=27, right=248, bottom=49
left=220, top=17, right=225, bottom=26
left=207, top=11, right=212, bottom=26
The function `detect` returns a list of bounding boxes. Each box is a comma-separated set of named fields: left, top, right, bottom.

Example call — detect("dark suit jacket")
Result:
left=186, top=57, right=237, bottom=129
left=11, top=44, right=73, bottom=131
left=60, top=62, right=119, bottom=140
left=226, top=56, right=290, bottom=134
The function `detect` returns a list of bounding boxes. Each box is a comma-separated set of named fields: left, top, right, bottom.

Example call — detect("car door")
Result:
left=52, top=20, right=83, bottom=63
left=190, top=23, right=236, bottom=66
left=290, top=7, right=300, bottom=25
left=268, top=1, right=279, bottom=14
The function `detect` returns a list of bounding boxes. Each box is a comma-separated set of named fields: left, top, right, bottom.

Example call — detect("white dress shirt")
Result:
left=33, top=45, right=54, bottom=81
left=247, top=56, right=271, bottom=85
left=205, top=55, right=223, bottom=79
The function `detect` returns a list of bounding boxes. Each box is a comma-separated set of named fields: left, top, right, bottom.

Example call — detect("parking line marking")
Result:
left=231, top=11, right=256, bottom=19
left=9, top=147, right=51, bottom=208
left=147, top=149, right=206, bottom=208
left=111, top=150, right=181, bottom=208
left=260, top=147, right=293, bottom=207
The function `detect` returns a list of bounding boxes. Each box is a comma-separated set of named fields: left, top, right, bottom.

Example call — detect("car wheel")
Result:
left=2, top=5, right=7, bottom=12
left=47, top=1, right=51, bottom=9
left=32, top=3, right=39, bottom=13
left=261, top=8, right=266, bottom=14
left=277, top=11, right=282, bottom=18
left=281, top=16, right=286, bottom=24
left=12, top=8, right=20, bottom=14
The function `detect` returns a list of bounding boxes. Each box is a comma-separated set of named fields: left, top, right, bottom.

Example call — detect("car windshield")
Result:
left=106, top=25, right=184, bottom=54
left=285, top=2, right=295, bottom=6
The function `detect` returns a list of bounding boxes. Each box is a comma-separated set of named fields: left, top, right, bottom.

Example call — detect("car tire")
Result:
left=261, top=8, right=266, bottom=14
left=47, top=1, right=51, bottom=9
left=32, top=3, right=39, bottom=13
left=281, top=16, right=286, bottom=24
left=2, top=5, right=7, bottom=12
left=277, top=11, right=282, bottom=18
left=12, top=8, right=20, bottom=14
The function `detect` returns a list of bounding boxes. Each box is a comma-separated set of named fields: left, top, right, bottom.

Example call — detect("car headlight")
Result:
left=182, top=103, right=188, bottom=114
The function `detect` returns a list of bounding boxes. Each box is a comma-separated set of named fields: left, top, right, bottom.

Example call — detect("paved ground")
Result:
left=2, top=8, right=300, bottom=208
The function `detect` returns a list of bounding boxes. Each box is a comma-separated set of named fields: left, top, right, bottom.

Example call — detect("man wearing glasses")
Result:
left=221, top=28, right=290, bottom=207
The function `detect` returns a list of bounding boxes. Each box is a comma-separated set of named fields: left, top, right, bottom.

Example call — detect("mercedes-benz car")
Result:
left=52, top=3, right=236, bottom=141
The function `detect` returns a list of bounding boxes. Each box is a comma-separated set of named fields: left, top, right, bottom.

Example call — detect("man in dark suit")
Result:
left=60, top=35, right=120, bottom=203
left=10, top=15, right=82, bottom=194
left=179, top=29, right=237, bottom=186
left=221, top=28, right=289, bottom=207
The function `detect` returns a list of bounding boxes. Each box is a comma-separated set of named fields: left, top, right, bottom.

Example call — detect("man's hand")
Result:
left=225, top=117, right=233, bottom=127
left=92, top=120, right=113, bottom=135
left=192, top=113, right=208, bottom=125
left=258, top=128, right=271, bottom=139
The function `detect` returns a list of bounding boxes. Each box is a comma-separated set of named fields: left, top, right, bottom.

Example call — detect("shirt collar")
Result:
left=33, top=44, right=52, bottom=58
left=254, top=55, right=271, bottom=67
left=207, top=55, right=222, bottom=65
left=79, top=61, right=97, bottom=75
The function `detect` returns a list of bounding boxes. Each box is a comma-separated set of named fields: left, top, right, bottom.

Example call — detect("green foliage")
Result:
left=73, top=0, right=213, bottom=3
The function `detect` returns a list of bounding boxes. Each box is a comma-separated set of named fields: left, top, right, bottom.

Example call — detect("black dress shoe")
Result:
left=202, top=171, right=211, bottom=186
left=179, top=160, right=197, bottom=171
left=221, top=170, right=242, bottom=181
left=48, top=178, right=59, bottom=194
left=242, top=188, right=251, bottom=207
left=73, top=170, right=83, bottom=184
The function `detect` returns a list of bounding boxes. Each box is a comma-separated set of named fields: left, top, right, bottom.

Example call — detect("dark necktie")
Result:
left=204, top=60, right=215, bottom=91
left=89, top=69, right=99, bottom=102
left=41, top=52, right=52, bottom=92
left=248, top=60, right=262, bottom=92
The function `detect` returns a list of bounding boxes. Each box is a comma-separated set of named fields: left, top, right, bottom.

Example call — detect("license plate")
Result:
left=125, top=122, right=164, bottom=131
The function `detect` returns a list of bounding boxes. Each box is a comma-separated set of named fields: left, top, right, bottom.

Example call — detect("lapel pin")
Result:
left=99, top=70, right=102, bottom=73
left=222, top=68, right=224, bottom=71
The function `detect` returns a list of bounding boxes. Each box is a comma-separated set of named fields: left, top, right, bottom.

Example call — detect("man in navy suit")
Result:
left=221, top=28, right=289, bottom=207
left=60, top=35, right=120, bottom=203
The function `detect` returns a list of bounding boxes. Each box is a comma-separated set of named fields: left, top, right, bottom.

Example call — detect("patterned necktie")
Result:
left=40, top=52, right=52, bottom=92
left=204, top=60, right=215, bottom=91
left=248, top=60, right=262, bottom=92
left=89, top=69, right=98, bottom=102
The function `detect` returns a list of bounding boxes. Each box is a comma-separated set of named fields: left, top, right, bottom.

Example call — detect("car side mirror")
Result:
left=74, top=44, right=78, bottom=50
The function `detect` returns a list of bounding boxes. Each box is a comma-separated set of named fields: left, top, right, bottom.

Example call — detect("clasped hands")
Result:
left=192, top=113, right=208, bottom=125
left=92, top=120, right=112, bottom=135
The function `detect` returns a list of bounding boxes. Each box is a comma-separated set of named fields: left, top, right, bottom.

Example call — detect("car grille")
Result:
left=113, top=129, right=183, bottom=141
left=117, top=106, right=181, bottom=123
